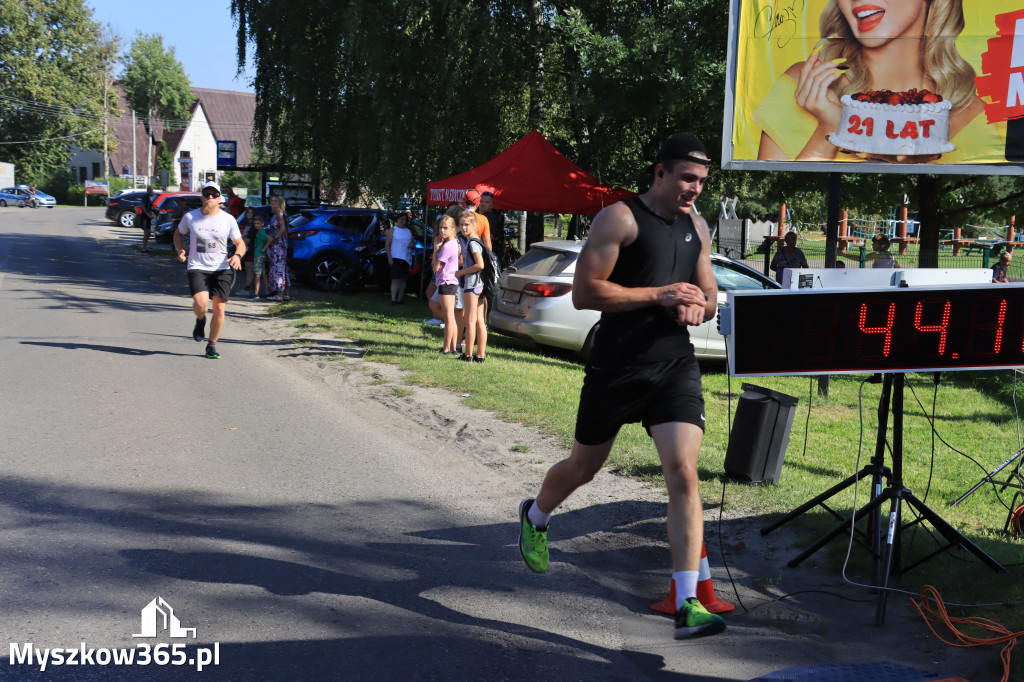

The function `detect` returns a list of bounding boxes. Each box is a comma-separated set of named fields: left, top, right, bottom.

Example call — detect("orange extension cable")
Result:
left=910, top=585, right=1023, bottom=682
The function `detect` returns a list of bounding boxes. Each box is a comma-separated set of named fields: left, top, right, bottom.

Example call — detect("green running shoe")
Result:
left=674, top=597, right=726, bottom=640
left=205, top=344, right=220, bottom=359
left=518, top=498, right=548, bottom=573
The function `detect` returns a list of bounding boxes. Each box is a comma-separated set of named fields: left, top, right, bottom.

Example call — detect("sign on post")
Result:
left=216, top=141, right=237, bottom=168
left=178, top=158, right=193, bottom=191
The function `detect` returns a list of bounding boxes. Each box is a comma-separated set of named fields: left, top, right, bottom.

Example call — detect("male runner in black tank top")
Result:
left=518, top=132, right=726, bottom=640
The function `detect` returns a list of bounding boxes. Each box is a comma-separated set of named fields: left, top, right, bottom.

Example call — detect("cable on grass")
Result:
left=712, top=348, right=858, bottom=614
left=906, top=376, right=1014, bottom=514
left=910, top=584, right=1022, bottom=682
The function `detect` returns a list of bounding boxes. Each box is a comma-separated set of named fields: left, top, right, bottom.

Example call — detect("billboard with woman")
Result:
left=723, top=0, right=1024, bottom=174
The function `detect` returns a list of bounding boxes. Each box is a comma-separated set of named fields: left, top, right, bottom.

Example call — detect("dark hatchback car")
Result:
left=106, top=192, right=147, bottom=227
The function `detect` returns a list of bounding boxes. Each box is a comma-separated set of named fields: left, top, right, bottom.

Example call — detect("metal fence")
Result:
left=718, top=235, right=1019, bottom=283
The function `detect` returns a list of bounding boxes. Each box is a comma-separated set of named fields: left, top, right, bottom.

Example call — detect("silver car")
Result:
left=488, top=240, right=779, bottom=360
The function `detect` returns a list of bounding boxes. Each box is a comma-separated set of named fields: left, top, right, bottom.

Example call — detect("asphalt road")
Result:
left=0, top=208, right=982, bottom=682
left=0, top=208, right=692, bottom=681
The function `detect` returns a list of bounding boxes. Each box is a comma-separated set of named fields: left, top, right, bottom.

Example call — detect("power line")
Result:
left=0, top=94, right=255, bottom=131
left=0, top=129, right=103, bottom=145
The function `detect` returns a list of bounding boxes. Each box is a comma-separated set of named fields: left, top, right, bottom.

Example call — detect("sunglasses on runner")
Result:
left=202, top=190, right=221, bottom=198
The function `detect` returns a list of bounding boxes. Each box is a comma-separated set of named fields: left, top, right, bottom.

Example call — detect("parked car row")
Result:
left=98, top=188, right=774, bottom=362
left=0, top=185, right=56, bottom=208
left=487, top=241, right=779, bottom=361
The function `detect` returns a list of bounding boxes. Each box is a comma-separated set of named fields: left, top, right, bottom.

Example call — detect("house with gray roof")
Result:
left=70, top=84, right=255, bottom=190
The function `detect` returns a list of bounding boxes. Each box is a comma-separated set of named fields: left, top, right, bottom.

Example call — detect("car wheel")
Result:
left=118, top=210, right=136, bottom=228
left=582, top=322, right=600, bottom=363
left=0, top=200, right=5, bottom=208
left=312, top=254, right=354, bottom=292
left=17, top=200, right=25, bottom=208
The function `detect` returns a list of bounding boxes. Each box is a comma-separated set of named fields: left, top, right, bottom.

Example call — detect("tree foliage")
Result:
left=155, top=140, right=173, bottom=173
left=120, top=33, right=193, bottom=177
left=0, top=0, right=119, bottom=187
left=232, top=0, right=730, bottom=203
left=232, top=0, right=1024, bottom=251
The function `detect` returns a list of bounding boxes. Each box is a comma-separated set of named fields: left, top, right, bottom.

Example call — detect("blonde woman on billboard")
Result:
left=754, top=0, right=997, bottom=163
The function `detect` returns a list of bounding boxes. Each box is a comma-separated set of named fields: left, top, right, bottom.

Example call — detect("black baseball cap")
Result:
left=654, top=132, right=711, bottom=169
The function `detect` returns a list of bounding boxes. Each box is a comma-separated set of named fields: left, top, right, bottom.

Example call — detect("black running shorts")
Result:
left=437, top=283, right=459, bottom=295
left=574, top=355, right=705, bottom=446
left=188, top=269, right=235, bottom=300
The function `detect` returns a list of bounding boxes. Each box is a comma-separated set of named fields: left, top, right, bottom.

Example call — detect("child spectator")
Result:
left=993, top=250, right=1012, bottom=283
left=455, top=210, right=487, bottom=363
left=252, top=214, right=271, bottom=299
left=433, top=215, right=460, bottom=354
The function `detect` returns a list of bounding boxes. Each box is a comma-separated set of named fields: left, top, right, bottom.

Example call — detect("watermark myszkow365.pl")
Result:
left=9, top=597, right=220, bottom=672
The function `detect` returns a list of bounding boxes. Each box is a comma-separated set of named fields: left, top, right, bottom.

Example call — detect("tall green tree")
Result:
left=231, top=0, right=732, bottom=203
left=231, top=0, right=1024, bottom=255
left=233, top=0, right=523, bottom=202
left=120, top=33, right=193, bottom=179
left=0, top=0, right=119, bottom=187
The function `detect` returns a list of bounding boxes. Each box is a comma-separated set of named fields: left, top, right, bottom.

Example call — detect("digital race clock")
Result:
left=726, top=284, right=1024, bottom=376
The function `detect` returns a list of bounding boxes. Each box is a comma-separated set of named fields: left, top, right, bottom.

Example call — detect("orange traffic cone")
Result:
left=651, top=542, right=734, bottom=615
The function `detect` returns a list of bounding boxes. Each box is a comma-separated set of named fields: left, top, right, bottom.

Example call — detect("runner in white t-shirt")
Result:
left=173, top=181, right=246, bottom=359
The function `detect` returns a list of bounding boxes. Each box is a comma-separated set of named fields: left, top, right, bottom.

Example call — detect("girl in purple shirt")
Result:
left=433, top=215, right=460, bottom=353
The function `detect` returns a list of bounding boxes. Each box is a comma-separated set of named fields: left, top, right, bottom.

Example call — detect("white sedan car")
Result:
left=488, top=240, right=779, bottom=360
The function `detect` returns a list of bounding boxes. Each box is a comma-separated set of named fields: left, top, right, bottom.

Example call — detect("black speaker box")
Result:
left=724, top=383, right=799, bottom=485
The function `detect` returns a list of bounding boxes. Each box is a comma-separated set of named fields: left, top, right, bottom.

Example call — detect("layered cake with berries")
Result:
left=827, top=89, right=955, bottom=157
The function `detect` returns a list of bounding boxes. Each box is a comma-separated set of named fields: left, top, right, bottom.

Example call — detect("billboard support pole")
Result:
left=825, top=173, right=841, bottom=269
left=818, top=172, right=842, bottom=397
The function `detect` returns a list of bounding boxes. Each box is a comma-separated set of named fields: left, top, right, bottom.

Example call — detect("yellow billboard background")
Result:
left=731, top=1, right=1011, bottom=165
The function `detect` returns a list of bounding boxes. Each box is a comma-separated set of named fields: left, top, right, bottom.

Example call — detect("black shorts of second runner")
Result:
left=188, top=269, right=235, bottom=300
left=574, top=355, right=704, bottom=446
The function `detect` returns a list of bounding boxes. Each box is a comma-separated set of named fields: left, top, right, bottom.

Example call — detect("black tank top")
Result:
left=588, top=195, right=702, bottom=367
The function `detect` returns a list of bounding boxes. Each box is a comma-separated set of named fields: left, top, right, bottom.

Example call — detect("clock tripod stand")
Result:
left=762, top=372, right=1005, bottom=625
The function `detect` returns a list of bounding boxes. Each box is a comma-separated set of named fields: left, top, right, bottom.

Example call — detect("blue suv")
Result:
left=287, top=208, right=387, bottom=291
left=287, top=207, right=432, bottom=293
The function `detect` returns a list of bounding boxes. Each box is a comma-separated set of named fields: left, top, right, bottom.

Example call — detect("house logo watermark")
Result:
left=9, top=597, right=219, bottom=672
left=133, top=597, right=196, bottom=638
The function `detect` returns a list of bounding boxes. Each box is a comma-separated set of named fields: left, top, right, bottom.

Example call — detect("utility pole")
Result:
left=102, top=63, right=109, bottom=188
left=132, top=110, right=137, bottom=188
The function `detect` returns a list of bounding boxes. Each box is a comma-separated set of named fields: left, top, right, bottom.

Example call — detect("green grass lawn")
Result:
left=269, top=291, right=1024, bottom=670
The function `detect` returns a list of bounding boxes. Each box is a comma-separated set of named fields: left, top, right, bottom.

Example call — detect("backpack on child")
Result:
left=469, top=237, right=502, bottom=296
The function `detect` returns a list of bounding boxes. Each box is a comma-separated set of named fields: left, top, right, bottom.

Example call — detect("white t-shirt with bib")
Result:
left=178, top=209, right=241, bottom=272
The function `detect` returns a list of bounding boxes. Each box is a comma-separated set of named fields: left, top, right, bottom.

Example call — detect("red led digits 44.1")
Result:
left=728, top=285, right=1024, bottom=377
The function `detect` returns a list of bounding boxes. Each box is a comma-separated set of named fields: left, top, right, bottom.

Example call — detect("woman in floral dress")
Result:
left=266, top=196, right=291, bottom=300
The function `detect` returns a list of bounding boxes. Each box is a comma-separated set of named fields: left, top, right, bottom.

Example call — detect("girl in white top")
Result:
left=454, top=210, right=487, bottom=363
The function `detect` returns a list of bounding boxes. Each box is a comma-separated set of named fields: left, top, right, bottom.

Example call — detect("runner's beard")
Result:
left=201, top=202, right=219, bottom=216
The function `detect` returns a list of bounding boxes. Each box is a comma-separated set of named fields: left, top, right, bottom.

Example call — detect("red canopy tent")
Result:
left=426, top=131, right=634, bottom=216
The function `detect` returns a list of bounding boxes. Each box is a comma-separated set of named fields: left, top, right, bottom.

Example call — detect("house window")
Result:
left=92, top=162, right=100, bottom=178
left=180, top=151, right=191, bottom=158
left=79, top=167, right=87, bottom=182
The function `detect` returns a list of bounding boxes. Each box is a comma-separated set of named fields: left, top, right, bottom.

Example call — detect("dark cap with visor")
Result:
left=654, top=132, right=711, bottom=169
